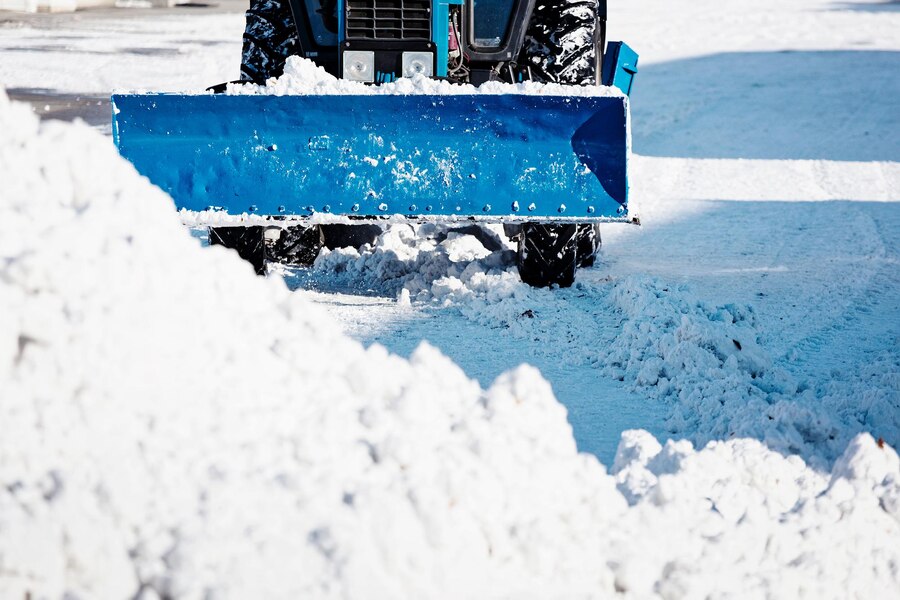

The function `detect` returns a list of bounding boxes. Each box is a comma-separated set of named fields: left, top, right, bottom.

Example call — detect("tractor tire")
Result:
left=269, top=225, right=324, bottom=266
left=209, top=225, right=325, bottom=273
left=209, top=226, right=267, bottom=274
left=517, top=2, right=599, bottom=287
left=519, top=0, right=598, bottom=85
left=240, top=0, right=301, bottom=84
left=320, top=224, right=383, bottom=251
left=576, top=223, right=601, bottom=268
left=517, top=223, right=579, bottom=288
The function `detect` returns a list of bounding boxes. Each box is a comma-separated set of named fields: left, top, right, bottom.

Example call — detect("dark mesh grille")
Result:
left=346, top=0, right=430, bottom=40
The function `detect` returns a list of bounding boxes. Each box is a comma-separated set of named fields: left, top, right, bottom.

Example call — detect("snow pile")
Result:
left=608, top=431, right=900, bottom=598
left=598, top=277, right=900, bottom=466
left=308, top=223, right=589, bottom=343
left=311, top=222, right=526, bottom=303
left=226, top=55, right=624, bottom=97
left=0, top=91, right=625, bottom=598
left=2, top=91, right=900, bottom=598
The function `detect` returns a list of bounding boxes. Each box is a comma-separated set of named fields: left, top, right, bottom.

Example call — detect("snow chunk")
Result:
left=310, top=222, right=523, bottom=308
left=595, top=276, right=900, bottom=467
left=829, top=433, right=900, bottom=522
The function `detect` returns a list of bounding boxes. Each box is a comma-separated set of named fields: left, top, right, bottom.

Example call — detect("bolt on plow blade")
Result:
left=111, top=93, right=630, bottom=221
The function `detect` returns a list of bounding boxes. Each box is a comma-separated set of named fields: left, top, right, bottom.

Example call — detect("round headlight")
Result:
left=407, top=59, right=428, bottom=75
left=343, top=51, right=375, bottom=83
left=402, top=52, right=434, bottom=79
left=349, top=60, right=370, bottom=76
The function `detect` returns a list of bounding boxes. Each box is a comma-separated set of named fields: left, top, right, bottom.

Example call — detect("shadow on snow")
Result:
left=631, top=50, right=900, bottom=162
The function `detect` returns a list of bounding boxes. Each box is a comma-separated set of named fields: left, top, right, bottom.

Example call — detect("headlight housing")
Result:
left=343, top=51, right=375, bottom=83
left=402, top=52, right=434, bottom=78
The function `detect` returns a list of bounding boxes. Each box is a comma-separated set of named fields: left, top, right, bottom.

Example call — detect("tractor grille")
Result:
left=345, top=0, right=431, bottom=41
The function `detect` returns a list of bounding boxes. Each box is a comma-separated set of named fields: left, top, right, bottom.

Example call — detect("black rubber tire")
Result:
left=240, top=0, right=301, bottom=84
left=519, top=0, right=598, bottom=85
left=515, top=2, right=599, bottom=287
left=209, top=226, right=266, bottom=274
left=576, top=223, right=601, bottom=268
left=269, top=225, right=323, bottom=266
left=320, top=224, right=383, bottom=251
left=209, top=225, right=325, bottom=272
left=517, top=223, right=579, bottom=288
left=210, top=221, right=380, bottom=272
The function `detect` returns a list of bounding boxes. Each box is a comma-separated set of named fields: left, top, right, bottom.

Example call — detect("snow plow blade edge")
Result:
left=111, top=93, right=629, bottom=220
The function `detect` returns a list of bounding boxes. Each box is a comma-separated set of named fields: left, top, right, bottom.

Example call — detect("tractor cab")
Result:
left=282, top=0, right=609, bottom=85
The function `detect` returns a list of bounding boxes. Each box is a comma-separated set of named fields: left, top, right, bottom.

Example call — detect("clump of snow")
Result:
left=2, top=89, right=900, bottom=598
left=226, top=56, right=625, bottom=97
left=311, top=222, right=525, bottom=307
left=607, top=432, right=900, bottom=598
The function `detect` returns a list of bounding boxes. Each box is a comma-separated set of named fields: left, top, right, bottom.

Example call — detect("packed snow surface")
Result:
left=2, top=89, right=900, bottom=598
left=0, top=7, right=243, bottom=94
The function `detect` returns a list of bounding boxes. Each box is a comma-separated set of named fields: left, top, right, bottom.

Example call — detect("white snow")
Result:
left=300, top=220, right=900, bottom=468
left=2, top=0, right=900, bottom=596
left=0, top=9, right=243, bottom=94
left=1, top=89, right=617, bottom=598
left=226, top=55, right=625, bottom=97
left=3, top=87, right=899, bottom=598
left=311, top=223, right=519, bottom=302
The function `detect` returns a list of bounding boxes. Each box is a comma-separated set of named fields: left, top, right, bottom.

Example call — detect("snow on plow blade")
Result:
left=111, top=93, right=629, bottom=221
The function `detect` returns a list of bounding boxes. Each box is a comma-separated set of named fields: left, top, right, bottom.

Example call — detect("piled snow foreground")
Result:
left=1, top=90, right=899, bottom=598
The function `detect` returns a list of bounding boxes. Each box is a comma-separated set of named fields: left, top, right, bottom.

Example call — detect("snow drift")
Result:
left=1, top=90, right=621, bottom=599
left=1, top=90, right=899, bottom=598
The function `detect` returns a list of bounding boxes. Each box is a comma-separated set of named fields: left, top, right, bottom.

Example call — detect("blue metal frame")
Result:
left=337, top=0, right=344, bottom=44
left=602, top=41, right=639, bottom=96
left=112, top=6, right=640, bottom=225
left=434, top=0, right=464, bottom=77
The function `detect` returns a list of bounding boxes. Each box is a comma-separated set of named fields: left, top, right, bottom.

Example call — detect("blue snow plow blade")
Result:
left=112, top=93, right=629, bottom=220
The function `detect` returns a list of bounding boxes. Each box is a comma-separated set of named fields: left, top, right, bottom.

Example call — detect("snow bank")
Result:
left=608, top=431, right=900, bottom=598
left=226, top=55, right=624, bottom=97
left=0, top=90, right=624, bottom=598
left=2, top=91, right=900, bottom=598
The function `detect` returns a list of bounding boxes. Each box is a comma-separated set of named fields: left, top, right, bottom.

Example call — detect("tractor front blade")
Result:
left=112, top=92, right=630, bottom=221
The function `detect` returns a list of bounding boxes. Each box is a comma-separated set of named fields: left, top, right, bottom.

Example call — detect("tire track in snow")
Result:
left=781, top=218, right=890, bottom=368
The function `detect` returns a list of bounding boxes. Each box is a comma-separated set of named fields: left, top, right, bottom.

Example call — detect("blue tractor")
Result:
left=112, top=0, right=638, bottom=287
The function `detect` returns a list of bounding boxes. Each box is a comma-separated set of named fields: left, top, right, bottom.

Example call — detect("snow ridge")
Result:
left=2, top=91, right=900, bottom=598
left=309, top=223, right=524, bottom=307
left=0, top=91, right=620, bottom=599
